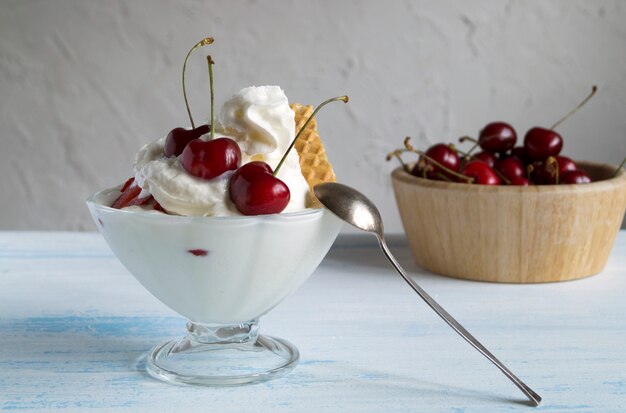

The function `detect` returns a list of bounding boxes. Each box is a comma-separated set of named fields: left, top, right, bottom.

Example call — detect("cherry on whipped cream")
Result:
left=153, top=201, right=166, bottom=213
left=229, top=161, right=290, bottom=215
left=181, top=137, right=241, bottom=180
left=164, top=124, right=210, bottom=157
left=120, top=177, right=135, bottom=192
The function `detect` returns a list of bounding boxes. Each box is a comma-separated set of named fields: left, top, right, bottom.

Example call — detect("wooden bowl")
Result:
left=391, top=161, right=626, bottom=283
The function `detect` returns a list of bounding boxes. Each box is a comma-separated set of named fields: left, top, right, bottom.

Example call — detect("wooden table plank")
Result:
left=1, top=231, right=625, bottom=412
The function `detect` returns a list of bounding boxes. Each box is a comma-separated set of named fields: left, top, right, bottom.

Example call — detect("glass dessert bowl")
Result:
left=87, top=186, right=342, bottom=385
left=87, top=36, right=350, bottom=385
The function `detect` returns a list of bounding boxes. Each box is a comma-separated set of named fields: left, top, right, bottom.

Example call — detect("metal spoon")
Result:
left=314, top=182, right=542, bottom=407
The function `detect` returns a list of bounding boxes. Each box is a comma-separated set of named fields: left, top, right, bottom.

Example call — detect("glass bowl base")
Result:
left=145, top=320, right=299, bottom=386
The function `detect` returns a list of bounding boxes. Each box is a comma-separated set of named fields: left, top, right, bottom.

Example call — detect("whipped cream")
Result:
left=133, top=137, right=237, bottom=216
left=217, top=86, right=295, bottom=159
left=132, top=86, right=310, bottom=217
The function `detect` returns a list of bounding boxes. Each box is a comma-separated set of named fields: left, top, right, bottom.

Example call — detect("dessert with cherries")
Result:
left=87, top=37, right=351, bottom=386
left=110, top=37, right=346, bottom=217
left=87, top=37, right=348, bottom=326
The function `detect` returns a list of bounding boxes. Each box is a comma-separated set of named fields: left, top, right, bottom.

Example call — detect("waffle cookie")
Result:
left=291, top=103, right=337, bottom=208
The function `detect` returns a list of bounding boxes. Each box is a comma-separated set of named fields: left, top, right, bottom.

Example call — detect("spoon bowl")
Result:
left=313, top=182, right=382, bottom=234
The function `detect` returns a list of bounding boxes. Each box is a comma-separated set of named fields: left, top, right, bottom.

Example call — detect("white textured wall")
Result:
left=1, top=0, right=625, bottom=231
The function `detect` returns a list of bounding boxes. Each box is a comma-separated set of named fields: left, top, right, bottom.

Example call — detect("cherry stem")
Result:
left=448, top=143, right=469, bottom=162
left=182, top=37, right=214, bottom=129
left=527, top=164, right=534, bottom=181
left=453, top=147, right=481, bottom=167
left=493, top=169, right=511, bottom=185
left=207, top=55, right=215, bottom=140
left=419, top=151, right=473, bottom=183
left=466, top=143, right=480, bottom=161
left=613, top=156, right=626, bottom=178
left=453, top=147, right=471, bottom=157
left=459, top=136, right=478, bottom=144
left=435, top=172, right=453, bottom=182
left=273, top=95, right=349, bottom=177
left=404, top=137, right=474, bottom=183
left=458, top=136, right=480, bottom=162
left=386, top=149, right=411, bottom=173
left=547, top=156, right=559, bottom=184
left=550, top=85, right=597, bottom=130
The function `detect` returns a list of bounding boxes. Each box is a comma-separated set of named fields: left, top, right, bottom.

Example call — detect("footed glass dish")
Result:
left=87, top=186, right=342, bottom=385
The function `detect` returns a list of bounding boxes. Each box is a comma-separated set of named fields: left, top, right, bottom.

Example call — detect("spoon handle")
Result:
left=378, top=239, right=542, bottom=407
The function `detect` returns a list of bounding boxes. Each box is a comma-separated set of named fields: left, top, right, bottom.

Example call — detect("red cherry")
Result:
left=120, top=177, right=135, bottom=192
left=523, top=87, right=597, bottom=161
left=111, top=185, right=141, bottom=209
left=111, top=178, right=153, bottom=209
left=561, top=170, right=592, bottom=184
left=229, top=161, right=291, bottom=215
left=531, top=156, right=577, bottom=185
left=410, top=163, right=430, bottom=179
left=496, top=157, right=525, bottom=181
left=509, top=146, right=530, bottom=164
left=153, top=201, right=167, bottom=213
left=410, top=162, right=427, bottom=178
left=164, top=124, right=210, bottom=157
left=509, top=176, right=530, bottom=186
left=111, top=193, right=136, bottom=209
left=461, top=160, right=501, bottom=185
left=530, top=160, right=554, bottom=185
left=524, top=127, right=563, bottom=160
left=473, top=151, right=497, bottom=169
left=411, top=143, right=460, bottom=180
left=131, top=195, right=154, bottom=207
left=554, top=156, right=577, bottom=175
left=479, top=122, right=517, bottom=153
left=187, top=249, right=209, bottom=257
left=181, top=137, right=241, bottom=180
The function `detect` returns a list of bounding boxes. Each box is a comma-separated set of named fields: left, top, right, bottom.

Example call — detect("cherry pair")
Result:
left=404, top=141, right=504, bottom=186
left=457, top=86, right=598, bottom=185
left=178, top=95, right=348, bottom=215
left=111, top=36, right=289, bottom=215
left=477, top=122, right=563, bottom=162
left=164, top=130, right=290, bottom=215
left=475, top=87, right=596, bottom=162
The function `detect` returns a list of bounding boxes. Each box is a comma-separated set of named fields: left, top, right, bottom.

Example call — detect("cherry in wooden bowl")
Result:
left=391, top=161, right=626, bottom=283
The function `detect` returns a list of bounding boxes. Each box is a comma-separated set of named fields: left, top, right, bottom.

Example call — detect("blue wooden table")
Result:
left=1, top=231, right=625, bottom=412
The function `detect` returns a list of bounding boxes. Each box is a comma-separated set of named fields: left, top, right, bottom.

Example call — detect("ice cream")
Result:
left=129, top=86, right=310, bottom=217
left=88, top=89, right=345, bottom=322
left=218, top=86, right=294, bottom=159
